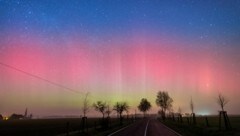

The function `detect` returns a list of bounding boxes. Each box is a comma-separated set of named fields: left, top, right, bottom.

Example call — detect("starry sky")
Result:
left=0, top=0, right=240, bottom=116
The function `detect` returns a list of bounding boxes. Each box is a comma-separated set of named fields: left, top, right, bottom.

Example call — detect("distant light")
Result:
left=198, top=111, right=210, bottom=116
left=3, top=117, right=9, bottom=120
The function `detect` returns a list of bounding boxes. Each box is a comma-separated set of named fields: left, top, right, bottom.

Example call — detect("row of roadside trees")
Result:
left=155, top=91, right=231, bottom=130
left=80, top=91, right=231, bottom=132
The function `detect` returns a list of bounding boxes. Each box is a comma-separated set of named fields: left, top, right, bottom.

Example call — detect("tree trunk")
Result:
left=120, top=113, right=123, bottom=125
left=81, top=117, right=88, bottom=133
left=192, top=113, right=196, bottom=125
left=205, top=117, right=209, bottom=127
left=162, top=109, right=166, bottom=121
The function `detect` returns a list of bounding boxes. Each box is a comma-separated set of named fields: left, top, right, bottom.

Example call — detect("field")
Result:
left=1, top=115, right=240, bottom=136
left=161, top=115, right=240, bottom=136
left=0, top=117, right=134, bottom=136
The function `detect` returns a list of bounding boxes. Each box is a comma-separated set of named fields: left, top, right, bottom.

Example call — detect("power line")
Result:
left=0, top=62, right=84, bottom=94
left=0, top=62, right=115, bottom=100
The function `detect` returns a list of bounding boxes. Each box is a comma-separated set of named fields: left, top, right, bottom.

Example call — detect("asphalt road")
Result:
left=109, top=118, right=181, bottom=136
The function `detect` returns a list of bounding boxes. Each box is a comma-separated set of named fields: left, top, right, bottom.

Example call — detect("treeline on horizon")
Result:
left=0, top=90, right=232, bottom=132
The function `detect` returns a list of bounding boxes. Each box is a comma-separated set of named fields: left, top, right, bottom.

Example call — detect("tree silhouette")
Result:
left=0, top=114, right=3, bottom=120
left=217, top=93, right=231, bottom=130
left=217, top=93, right=229, bottom=111
left=93, top=101, right=107, bottom=119
left=81, top=92, right=90, bottom=132
left=156, top=91, right=173, bottom=120
left=138, top=98, right=151, bottom=117
left=105, top=104, right=112, bottom=118
left=190, top=97, right=194, bottom=114
left=190, top=97, right=196, bottom=124
left=82, top=92, right=90, bottom=117
left=113, top=102, right=129, bottom=125
left=105, top=103, right=112, bottom=128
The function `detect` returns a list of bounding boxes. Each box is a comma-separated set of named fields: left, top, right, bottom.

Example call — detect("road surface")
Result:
left=108, top=118, right=181, bottom=136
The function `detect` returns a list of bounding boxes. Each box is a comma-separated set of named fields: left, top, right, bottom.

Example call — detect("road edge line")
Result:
left=107, top=123, right=133, bottom=136
left=144, top=120, right=150, bottom=136
left=160, top=122, right=182, bottom=136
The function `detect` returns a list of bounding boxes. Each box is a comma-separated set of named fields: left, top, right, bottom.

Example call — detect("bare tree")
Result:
left=81, top=92, right=91, bottom=132
left=156, top=91, right=173, bottom=120
left=93, top=101, right=107, bottom=118
left=217, top=93, right=229, bottom=111
left=138, top=98, right=151, bottom=117
left=190, top=97, right=194, bottom=114
left=217, top=93, right=231, bottom=130
left=190, top=97, right=196, bottom=124
left=82, top=92, right=90, bottom=117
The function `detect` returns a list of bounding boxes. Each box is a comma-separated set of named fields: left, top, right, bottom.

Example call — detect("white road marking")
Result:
left=144, top=120, right=150, bottom=136
left=108, top=123, right=133, bottom=136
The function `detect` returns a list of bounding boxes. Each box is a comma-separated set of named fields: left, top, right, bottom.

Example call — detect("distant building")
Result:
left=9, top=114, right=24, bottom=120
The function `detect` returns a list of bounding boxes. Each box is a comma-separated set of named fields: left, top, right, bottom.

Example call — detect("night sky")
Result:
left=1, top=0, right=240, bottom=116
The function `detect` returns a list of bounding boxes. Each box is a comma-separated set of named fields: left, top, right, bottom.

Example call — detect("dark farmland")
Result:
left=0, top=116, right=240, bottom=136
left=162, top=115, right=240, bottom=136
left=0, top=117, right=124, bottom=136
